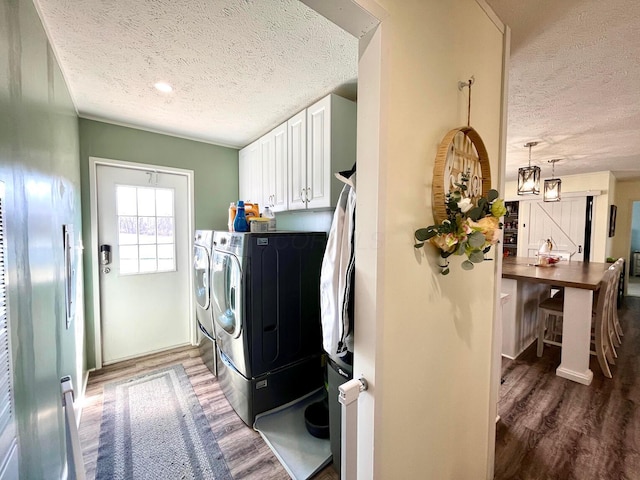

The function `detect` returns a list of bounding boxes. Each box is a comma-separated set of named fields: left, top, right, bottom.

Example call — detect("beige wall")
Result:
left=612, top=178, right=640, bottom=291
left=505, top=171, right=615, bottom=261
left=353, top=1, right=505, bottom=478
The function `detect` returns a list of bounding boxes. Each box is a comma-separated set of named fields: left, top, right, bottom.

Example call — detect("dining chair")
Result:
left=592, top=268, right=618, bottom=377
left=611, top=258, right=625, bottom=341
left=536, top=268, right=618, bottom=378
left=605, top=261, right=623, bottom=351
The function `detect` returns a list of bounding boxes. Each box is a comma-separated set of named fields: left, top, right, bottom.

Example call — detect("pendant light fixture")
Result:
left=517, top=142, right=541, bottom=195
left=544, top=159, right=562, bottom=202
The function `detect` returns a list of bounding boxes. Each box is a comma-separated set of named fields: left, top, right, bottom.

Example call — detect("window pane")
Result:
left=157, top=217, right=174, bottom=244
left=157, top=244, right=175, bottom=271
left=116, top=186, right=137, bottom=216
left=139, top=245, right=157, bottom=273
left=119, top=245, right=139, bottom=274
left=138, top=217, right=156, bottom=244
left=118, top=216, right=138, bottom=245
left=137, top=188, right=156, bottom=216
left=114, top=185, right=177, bottom=275
left=156, top=189, right=174, bottom=217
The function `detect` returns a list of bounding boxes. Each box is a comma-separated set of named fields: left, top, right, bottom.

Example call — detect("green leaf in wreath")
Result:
left=461, top=260, right=475, bottom=270
left=442, top=267, right=450, bottom=275
left=468, top=207, right=483, bottom=221
left=468, top=231, right=485, bottom=249
left=414, top=242, right=425, bottom=248
left=483, top=245, right=492, bottom=254
left=469, top=250, right=485, bottom=263
left=478, top=198, right=488, bottom=209
left=415, top=228, right=437, bottom=241
left=487, top=189, right=499, bottom=202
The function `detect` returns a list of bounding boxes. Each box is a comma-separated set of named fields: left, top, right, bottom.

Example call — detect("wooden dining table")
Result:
left=502, top=257, right=611, bottom=385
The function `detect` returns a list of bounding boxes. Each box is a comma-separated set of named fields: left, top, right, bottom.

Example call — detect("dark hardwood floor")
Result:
left=495, top=295, right=640, bottom=480
left=80, top=299, right=640, bottom=479
left=79, top=346, right=338, bottom=480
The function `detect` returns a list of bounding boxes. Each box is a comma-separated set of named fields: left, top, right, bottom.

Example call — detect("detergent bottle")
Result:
left=263, top=206, right=276, bottom=231
left=228, top=202, right=236, bottom=231
left=233, top=201, right=249, bottom=232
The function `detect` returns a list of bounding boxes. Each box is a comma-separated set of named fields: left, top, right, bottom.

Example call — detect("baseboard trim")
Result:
left=501, top=337, right=537, bottom=361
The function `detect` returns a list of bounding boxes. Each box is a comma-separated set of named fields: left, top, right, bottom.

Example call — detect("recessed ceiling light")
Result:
left=153, top=82, right=173, bottom=93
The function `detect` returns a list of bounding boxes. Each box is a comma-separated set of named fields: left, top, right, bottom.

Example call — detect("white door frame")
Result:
left=89, top=156, right=196, bottom=370
left=303, top=2, right=507, bottom=478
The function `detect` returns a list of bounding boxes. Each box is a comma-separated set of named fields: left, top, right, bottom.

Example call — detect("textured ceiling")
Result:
left=34, top=0, right=358, bottom=148
left=35, top=0, right=640, bottom=180
left=486, top=0, right=640, bottom=180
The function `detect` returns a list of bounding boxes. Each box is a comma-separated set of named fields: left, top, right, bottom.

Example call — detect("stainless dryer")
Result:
left=211, top=231, right=326, bottom=425
left=193, top=230, right=217, bottom=376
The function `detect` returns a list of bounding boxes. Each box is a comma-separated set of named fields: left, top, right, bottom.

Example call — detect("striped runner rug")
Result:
left=96, top=364, right=232, bottom=480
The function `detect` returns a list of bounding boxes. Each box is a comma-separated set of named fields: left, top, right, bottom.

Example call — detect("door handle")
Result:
left=100, top=245, right=111, bottom=265
left=100, top=244, right=111, bottom=273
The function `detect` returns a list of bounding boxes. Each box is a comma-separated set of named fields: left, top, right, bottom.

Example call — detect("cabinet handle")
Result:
left=300, top=188, right=305, bottom=202
left=305, top=187, right=311, bottom=203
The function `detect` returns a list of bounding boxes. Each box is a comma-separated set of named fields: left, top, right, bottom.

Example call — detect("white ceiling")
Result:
left=35, top=0, right=640, bottom=181
left=34, top=0, right=358, bottom=148
left=486, top=0, right=640, bottom=180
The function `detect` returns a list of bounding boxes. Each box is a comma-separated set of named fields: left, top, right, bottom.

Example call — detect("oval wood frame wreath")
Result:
left=432, top=126, right=491, bottom=224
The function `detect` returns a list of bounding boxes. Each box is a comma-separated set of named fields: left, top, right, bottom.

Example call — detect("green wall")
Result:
left=78, top=119, right=239, bottom=367
left=0, top=0, right=85, bottom=478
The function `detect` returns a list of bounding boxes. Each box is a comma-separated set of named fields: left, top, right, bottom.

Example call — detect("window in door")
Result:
left=116, top=185, right=176, bottom=274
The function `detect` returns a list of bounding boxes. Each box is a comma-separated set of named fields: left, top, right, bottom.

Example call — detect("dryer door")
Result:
left=211, top=250, right=243, bottom=339
left=193, top=244, right=210, bottom=311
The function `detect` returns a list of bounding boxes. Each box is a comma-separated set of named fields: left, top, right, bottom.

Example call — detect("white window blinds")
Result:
left=0, top=183, right=18, bottom=479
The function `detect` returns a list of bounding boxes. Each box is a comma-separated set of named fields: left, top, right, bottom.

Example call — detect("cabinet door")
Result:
left=271, top=123, right=288, bottom=212
left=287, top=110, right=307, bottom=211
left=306, top=96, right=332, bottom=209
left=259, top=131, right=274, bottom=211
left=239, top=140, right=261, bottom=205
left=238, top=146, right=251, bottom=202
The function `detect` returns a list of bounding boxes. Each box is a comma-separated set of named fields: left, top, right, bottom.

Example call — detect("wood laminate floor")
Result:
left=81, top=299, right=640, bottom=479
left=79, top=346, right=339, bottom=480
left=495, top=295, right=640, bottom=480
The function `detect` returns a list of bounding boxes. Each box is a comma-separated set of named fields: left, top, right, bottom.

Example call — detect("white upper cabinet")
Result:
left=238, top=140, right=261, bottom=206
left=287, top=110, right=307, bottom=210
left=240, top=93, right=356, bottom=213
left=261, top=122, right=288, bottom=212
left=292, top=94, right=357, bottom=210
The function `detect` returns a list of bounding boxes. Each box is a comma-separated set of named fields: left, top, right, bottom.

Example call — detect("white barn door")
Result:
left=520, top=197, right=587, bottom=261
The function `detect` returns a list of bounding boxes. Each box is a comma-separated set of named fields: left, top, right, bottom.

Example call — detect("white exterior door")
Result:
left=96, top=164, right=191, bottom=364
left=520, top=197, right=587, bottom=261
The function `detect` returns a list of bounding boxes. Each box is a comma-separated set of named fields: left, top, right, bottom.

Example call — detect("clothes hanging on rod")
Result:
left=320, top=166, right=356, bottom=357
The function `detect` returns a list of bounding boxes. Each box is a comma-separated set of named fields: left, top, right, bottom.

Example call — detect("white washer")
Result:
left=193, top=230, right=217, bottom=376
